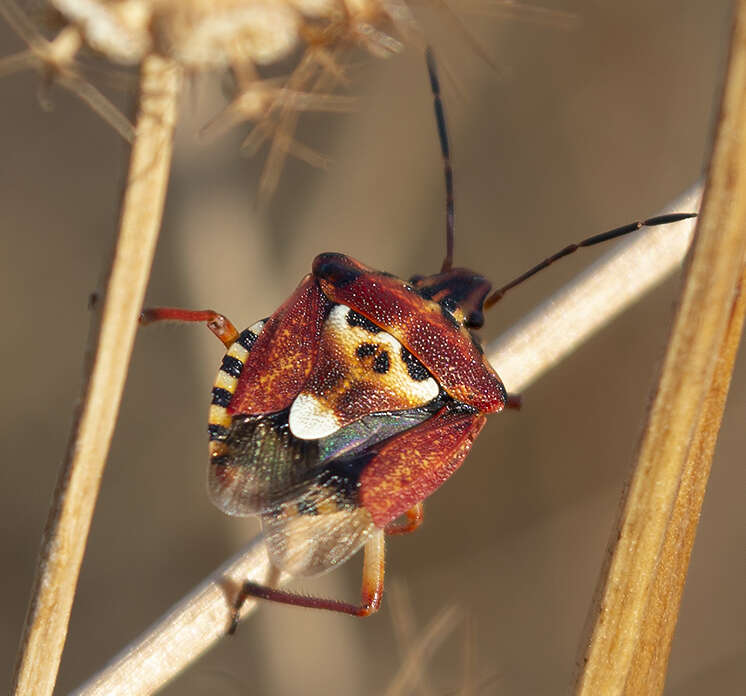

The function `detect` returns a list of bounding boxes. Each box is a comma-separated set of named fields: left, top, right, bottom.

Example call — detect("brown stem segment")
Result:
left=11, top=56, right=181, bottom=696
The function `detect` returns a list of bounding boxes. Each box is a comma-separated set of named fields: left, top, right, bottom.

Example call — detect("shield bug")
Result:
left=141, top=49, right=694, bottom=627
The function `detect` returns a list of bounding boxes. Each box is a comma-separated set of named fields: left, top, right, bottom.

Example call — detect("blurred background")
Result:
left=0, top=0, right=742, bottom=694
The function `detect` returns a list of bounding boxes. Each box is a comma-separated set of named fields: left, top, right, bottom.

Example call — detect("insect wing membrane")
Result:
left=209, top=408, right=325, bottom=516
left=255, top=404, right=486, bottom=577
left=262, top=491, right=376, bottom=577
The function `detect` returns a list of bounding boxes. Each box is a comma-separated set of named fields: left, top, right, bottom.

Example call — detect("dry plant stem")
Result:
left=383, top=605, right=463, bottom=696
left=575, top=2, right=746, bottom=693
left=72, top=190, right=701, bottom=696
left=11, top=55, right=181, bottom=696
left=626, top=268, right=745, bottom=692
left=73, top=539, right=282, bottom=696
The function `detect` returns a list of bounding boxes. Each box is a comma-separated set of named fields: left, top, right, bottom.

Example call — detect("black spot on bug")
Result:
left=373, top=351, right=390, bottom=374
left=400, top=346, right=430, bottom=381
left=211, top=387, right=233, bottom=407
left=221, top=355, right=243, bottom=378
left=346, top=310, right=381, bottom=333
left=208, top=423, right=229, bottom=441
left=356, top=343, right=378, bottom=359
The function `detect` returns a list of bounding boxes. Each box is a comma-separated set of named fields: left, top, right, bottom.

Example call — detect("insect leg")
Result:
left=385, top=502, right=424, bottom=536
left=139, top=307, right=239, bottom=347
left=229, top=529, right=385, bottom=628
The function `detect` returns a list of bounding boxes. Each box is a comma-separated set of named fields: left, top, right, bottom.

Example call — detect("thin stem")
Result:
left=10, top=55, right=181, bottom=696
left=70, top=185, right=701, bottom=696
left=72, top=539, right=280, bottom=696
left=575, top=1, right=746, bottom=692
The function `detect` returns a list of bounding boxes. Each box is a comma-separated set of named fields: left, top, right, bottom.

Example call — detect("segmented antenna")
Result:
left=483, top=212, right=697, bottom=309
left=425, top=48, right=455, bottom=273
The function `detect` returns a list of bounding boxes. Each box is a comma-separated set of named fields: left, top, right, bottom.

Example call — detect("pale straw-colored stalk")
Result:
left=10, top=54, right=182, bottom=696
left=575, top=0, right=746, bottom=692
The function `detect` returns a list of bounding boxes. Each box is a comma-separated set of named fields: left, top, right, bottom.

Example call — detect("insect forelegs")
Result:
left=139, top=307, right=239, bottom=347
left=229, top=530, right=385, bottom=631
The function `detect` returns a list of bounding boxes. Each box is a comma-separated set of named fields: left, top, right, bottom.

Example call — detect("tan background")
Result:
left=0, top=0, right=742, bottom=694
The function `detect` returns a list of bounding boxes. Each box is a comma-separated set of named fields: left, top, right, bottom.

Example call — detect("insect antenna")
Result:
left=483, top=212, right=697, bottom=309
left=426, top=47, right=455, bottom=273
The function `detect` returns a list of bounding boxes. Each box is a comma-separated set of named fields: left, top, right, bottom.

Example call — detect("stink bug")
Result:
left=141, top=49, right=694, bottom=626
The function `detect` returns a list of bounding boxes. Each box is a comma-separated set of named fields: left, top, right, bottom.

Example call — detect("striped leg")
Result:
left=140, top=307, right=239, bottom=347
left=229, top=529, right=386, bottom=632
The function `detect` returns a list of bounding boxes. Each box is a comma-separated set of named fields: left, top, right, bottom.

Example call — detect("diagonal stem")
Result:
left=10, top=55, right=181, bottom=696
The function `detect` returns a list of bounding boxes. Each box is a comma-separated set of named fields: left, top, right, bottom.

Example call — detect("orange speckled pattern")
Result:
left=359, top=409, right=486, bottom=527
left=229, top=275, right=332, bottom=414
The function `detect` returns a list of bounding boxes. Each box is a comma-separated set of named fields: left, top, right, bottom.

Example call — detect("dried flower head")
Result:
left=1, top=0, right=421, bottom=194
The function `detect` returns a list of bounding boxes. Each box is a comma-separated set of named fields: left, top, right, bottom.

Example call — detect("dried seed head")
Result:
left=5, top=0, right=420, bottom=195
left=47, top=0, right=413, bottom=68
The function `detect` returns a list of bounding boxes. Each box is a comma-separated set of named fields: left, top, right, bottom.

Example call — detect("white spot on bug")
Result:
left=289, top=393, right=342, bottom=440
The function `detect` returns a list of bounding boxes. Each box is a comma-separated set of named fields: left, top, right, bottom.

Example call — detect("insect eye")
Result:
left=464, top=310, right=485, bottom=329
left=314, top=253, right=360, bottom=287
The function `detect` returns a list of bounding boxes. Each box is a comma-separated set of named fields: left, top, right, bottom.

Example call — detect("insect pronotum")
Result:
left=141, top=48, right=694, bottom=629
